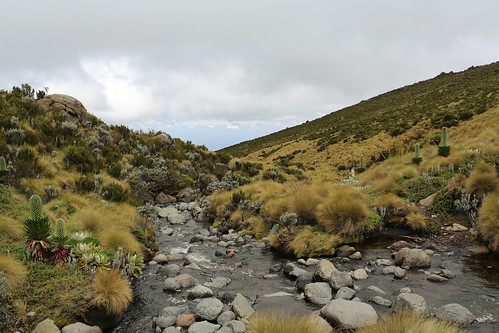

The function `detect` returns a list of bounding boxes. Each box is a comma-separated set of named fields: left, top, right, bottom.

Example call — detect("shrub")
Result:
left=316, top=186, right=369, bottom=236
left=65, top=145, right=95, bottom=173
left=431, top=190, right=454, bottom=216
left=247, top=311, right=336, bottom=333
left=0, top=254, right=27, bottom=289
left=406, top=211, right=427, bottom=231
left=401, top=175, right=448, bottom=202
left=90, top=269, right=132, bottom=315
left=75, top=175, right=95, bottom=193
left=356, top=310, right=460, bottom=333
left=99, top=229, right=141, bottom=253
left=464, top=163, right=498, bottom=199
left=101, top=183, right=129, bottom=202
left=477, top=193, right=499, bottom=252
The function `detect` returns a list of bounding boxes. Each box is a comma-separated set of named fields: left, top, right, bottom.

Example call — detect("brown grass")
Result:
left=316, top=186, right=369, bottom=236
left=373, top=193, right=407, bottom=214
left=289, top=186, right=323, bottom=224
left=91, top=269, right=132, bottom=315
left=477, top=193, right=499, bottom=252
left=287, top=226, right=342, bottom=258
left=0, top=217, right=23, bottom=240
left=465, top=163, right=498, bottom=199
left=260, top=197, right=289, bottom=223
left=208, top=190, right=232, bottom=218
left=247, top=311, right=335, bottom=333
left=405, top=211, right=427, bottom=231
left=0, top=254, right=27, bottom=289
left=98, top=228, right=141, bottom=253
left=356, top=310, right=462, bottom=333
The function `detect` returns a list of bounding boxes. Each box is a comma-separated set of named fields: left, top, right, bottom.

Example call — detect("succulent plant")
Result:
left=24, top=195, right=51, bottom=261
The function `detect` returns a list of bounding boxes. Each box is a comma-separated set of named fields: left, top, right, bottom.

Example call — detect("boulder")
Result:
left=393, top=248, right=431, bottom=268
left=389, top=240, right=413, bottom=251
left=335, top=287, right=356, bottom=300
left=337, top=245, right=357, bottom=257
left=304, top=282, right=332, bottom=305
left=329, top=270, right=353, bottom=290
left=321, top=299, right=378, bottom=329
left=187, top=285, right=214, bottom=299
left=194, top=298, right=223, bottom=321
left=62, top=323, right=102, bottom=333
left=177, top=187, right=197, bottom=203
left=393, top=267, right=407, bottom=279
left=435, top=303, right=474, bottom=325
left=314, top=259, right=336, bottom=282
left=217, top=311, right=236, bottom=325
left=393, top=293, right=429, bottom=315
left=176, top=313, right=196, bottom=327
left=155, top=192, right=176, bottom=205
left=187, top=321, right=220, bottom=333
left=33, top=319, right=60, bottom=333
left=226, top=320, right=246, bottom=333
left=295, top=272, right=314, bottom=292
left=155, top=316, right=176, bottom=329
left=419, top=193, right=437, bottom=210
left=37, top=94, right=88, bottom=123
left=352, top=268, right=368, bottom=280
left=232, top=293, right=255, bottom=319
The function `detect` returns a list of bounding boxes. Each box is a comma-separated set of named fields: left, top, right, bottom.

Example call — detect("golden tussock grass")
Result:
left=356, top=310, right=462, bottom=333
left=0, top=254, right=27, bottom=289
left=287, top=226, right=341, bottom=258
left=71, top=209, right=106, bottom=233
left=91, top=269, right=132, bottom=315
left=477, top=193, right=499, bottom=252
left=316, top=186, right=369, bottom=236
left=229, top=209, right=246, bottom=226
left=373, top=193, right=407, bottom=214
left=289, top=186, right=323, bottom=224
left=405, top=211, right=427, bottom=231
left=0, top=217, right=23, bottom=240
left=465, top=163, right=498, bottom=199
left=209, top=190, right=232, bottom=218
left=245, top=216, right=270, bottom=239
left=98, top=228, right=141, bottom=253
left=260, top=197, right=289, bottom=223
left=239, top=181, right=286, bottom=202
left=247, top=311, right=336, bottom=333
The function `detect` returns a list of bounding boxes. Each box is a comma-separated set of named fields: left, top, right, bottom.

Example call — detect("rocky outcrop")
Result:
left=37, top=94, right=88, bottom=123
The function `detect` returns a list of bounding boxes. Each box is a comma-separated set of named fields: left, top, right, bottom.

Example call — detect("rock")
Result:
left=176, top=313, right=196, bottom=327
left=311, top=315, right=334, bottom=332
left=169, top=212, right=187, bottom=225
left=329, top=270, right=353, bottom=290
left=155, top=316, right=176, bottom=329
left=218, top=241, right=229, bottom=247
left=159, top=264, right=181, bottom=277
left=261, top=291, right=293, bottom=297
left=381, top=265, right=397, bottom=275
left=465, top=245, right=490, bottom=255
left=393, top=267, right=407, bottom=279
left=177, top=187, right=197, bottom=203
left=176, top=274, right=199, bottom=288
left=389, top=240, right=414, bottom=251
left=304, top=282, right=333, bottom=305
left=298, top=258, right=307, bottom=265
left=349, top=251, right=362, bottom=260
left=306, top=258, right=319, bottom=266
left=226, top=320, right=246, bottom=333
left=335, top=287, right=356, bottom=300
left=427, top=274, right=449, bottom=283
left=440, top=269, right=456, bottom=279
left=263, top=273, right=279, bottom=279
left=163, top=277, right=182, bottom=291
left=398, top=287, right=412, bottom=294
left=61, top=323, right=102, bottom=333
left=204, top=276, right=231, bottom=288
left=289, top=267, right=308, bottom=278
left=367, top=286, right=386, bottom=295
left=435, top=303, right=474, bottom=325
left=195, top=298, right=224, bottom=321
left=321, top=299, right=378, bottom=329
left=188, top=321, right=220, bottom=333
left=187, top=285, right=214, bottom=299
left=232, top=293, right=255, bottom=319
left=155, top=192, right=176, bottom=205
left=153, top=253, right=169, bottom=264
left=37, top=94, right=88, bottom=122
left=283, top=262, right=299, bottom=274
left=419, top=193, right=437, bottom=210
left=314, top=259, right=336, bottom=282
left=160, top=305, right=189, bottom=318
left=295, top=272, right=314, bottom=292
left=33, top=319, right=60, bottom=333
left=376, top=259, right=393, bottom=266
left=217, top=311, right=236, bottom=325
left=352, top=268, right=368, bottom=280
left=337, top=245, right=357, bottom=257
left=393, top=293, right=429, bottom=315
left=451, top=223, right=468, bottom=231
left=394, top=248, right=431, bottom=268
left=158, top=206, right=178, bottom=219
left=372, top=296, right=392, bottom=307
left=163, top=328, right=179, bottom=333
left=161, top=227, right=174, bottom=235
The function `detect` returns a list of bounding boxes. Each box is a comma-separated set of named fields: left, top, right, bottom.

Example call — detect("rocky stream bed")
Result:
left=113, top=201, right=499, bottom=333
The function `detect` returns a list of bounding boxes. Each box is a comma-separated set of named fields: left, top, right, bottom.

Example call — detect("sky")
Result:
left=1, top=1, right=498, bottom=151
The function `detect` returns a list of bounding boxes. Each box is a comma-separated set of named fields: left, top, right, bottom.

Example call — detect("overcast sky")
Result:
left=1, top=1, right=498, bottom=150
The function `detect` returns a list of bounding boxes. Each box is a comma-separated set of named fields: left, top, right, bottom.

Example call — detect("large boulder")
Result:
left=435, top=303, right=474, bottom=325
left=314, top=259, right=336, bottom=282
left=62, top=322, right=102, bottom=333
left=177, top=187, right=197, bottom=203
left=231, top=293, right=255, bottom=319
left=37, top=94, right=88, bottom=123
left=33, top=319, right=60, bottom=333
left=393, top=248, right=431, bottom=268
left=194, top=298, right=224, bottom=321
left=329, top=270, right=353, bottom=290
left=393, top=293, right=429, bottom=315
left=188, top=321, right=220, bottom=333
left=304, top=282, right=332, bottom=305
left=321, top=299, right=378, bottom=329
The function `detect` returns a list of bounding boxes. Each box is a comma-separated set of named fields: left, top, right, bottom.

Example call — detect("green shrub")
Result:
left=101, top=183, right=128, bottom=202
left=65, top=145, right=96, bottom=173
left=75, top=175, right=95, bottom=193
left=401, top=175, right=448, bottom=202
left=431, top=190, right=454, bottom=216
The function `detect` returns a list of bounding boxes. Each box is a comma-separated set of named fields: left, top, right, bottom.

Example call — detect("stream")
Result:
left=113, top=203, right=499, bottom=333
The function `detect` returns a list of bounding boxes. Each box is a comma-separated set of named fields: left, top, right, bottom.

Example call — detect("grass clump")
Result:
left=477, top=193, right=499, bottom=252
left=90, top=269, right=132, bottom=315
left=0, top=254, right=27, bottom=289
left=287, top=226, right=341, bottom=258
left=356, top=310, right=461, bottom=333
left=0, top=217, right=23, bottom=240
left=99, top=229, right=141, bottom=253
left=316, top=186, right=369, bottom=236
left=406, top=211, right=427, bottom=231
left=247, top=311, right=336, bottom=333
left=464, top=162, right=498, bottom=199
left=289, top=186, right=323, bottom=224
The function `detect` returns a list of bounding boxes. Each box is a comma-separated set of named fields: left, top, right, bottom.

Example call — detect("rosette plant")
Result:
left=24, top=195, right=51, bottom=261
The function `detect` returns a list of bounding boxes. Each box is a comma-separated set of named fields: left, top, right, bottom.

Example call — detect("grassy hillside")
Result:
left=220, top=62, right=498, bottom=179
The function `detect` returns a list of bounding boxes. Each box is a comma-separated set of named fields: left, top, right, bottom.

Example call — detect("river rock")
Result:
left=427, top=274, right=449, bottom=283
left=232, top=293, right=255, bottom=319
left=335, top=287, right=356, bottom=300
left=372, top=296, right=392, bottom=307
left=169, top=212, right=187, bottom=225
left=389, top=240, right=414, bottom=251
left=155, top=316, right=176, bottom=329
left=176, top=313, right=196, bottom=327
left=311, top=314, right=334, bottom=332
left=283, top=262, right=299, bottom=274
left=465, top=245, right=489, bottom=255
left=376, top=259, right=393, bottom=266
left=381, top=265, right=397, bottom=275
left=349, top=251, right=362, bottom=260
left=330, top=270, right=353, bottom=290
left=304, top=282, right=332, bottom=305
left=33, top=318, right=60, bottom=333
left=451, top=223, right=468, bottom=231
left=393, top=248, right=431, bottom=268
left=152, top=253, right=169, bottom=264
left=205, top=276, right=231, bottom=288
left=158, top=206, right=178, bottom=218
left=226, top=320, right=246, bottom=333
left=393, top=267, right=407, bottom=279
left=177, top=187, right=197, bottom=203
left=195, top=298, right=223, bottom=321
left=435, top=303, right=474, bottom=325
left=440, top=269, right=456, bottom=279
left=314, top=259, right=337, bottom=282
left=352, top=268, right=368, bottom=280
left=61, top=322, right=102, bottom=333
left=337, top=245, right=357, bottom=257
left=295, top=272, right=314, bottom=292
left=367, top=285, right=386, bottom=295
left=163, top=328, right=179, bottom=333
left=217, top=311, right=236, bottom=325
left=321, top=299, right=378, bottom=329
left=155, top=192, right=176, bottom=205
left=393, top=293, right=429, bottom=315
left=188, top=321, right=220, bottom=333
left=306, top=258, right=319, bottom=266
left=187, top=285, right=214, bottom=299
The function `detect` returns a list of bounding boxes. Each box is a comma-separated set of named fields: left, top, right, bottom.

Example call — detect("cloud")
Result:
left=226, top=123, right=240, bottom=130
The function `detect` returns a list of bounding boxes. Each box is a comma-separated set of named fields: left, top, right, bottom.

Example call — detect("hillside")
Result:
left=220, top=62, right=498, bottom=178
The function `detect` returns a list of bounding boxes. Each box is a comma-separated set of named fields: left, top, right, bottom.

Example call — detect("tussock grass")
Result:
left=71, top=209, right=105, bottom=233
left=247, top=311, right=335, bottom=333
left=0, top=254, right=27, bottom=289
left=245, top=216, right=269, bottom=239
left=373, top=193, right=407, bottom=215
left=0, top=217, right=23, bottom=240
left=260, top=197, right=289, bottom=223
left=406, top=211, right=427, bottom=231
left=99, top=228, right=141, bottom=253
left=91, top=269, right=132, bottom=315
left=465, top=163, right=498, bottom=199
left=287, top=226, right=341, bottom=258
left=209, top=190, right=232, bottom=218
left=356, top=310, right=461, bottom=333
left=477, top=193, right=499, bottom=252
left=316, top=186, right=369, bottom=236
left=289, top=186, right=323, bottom=224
